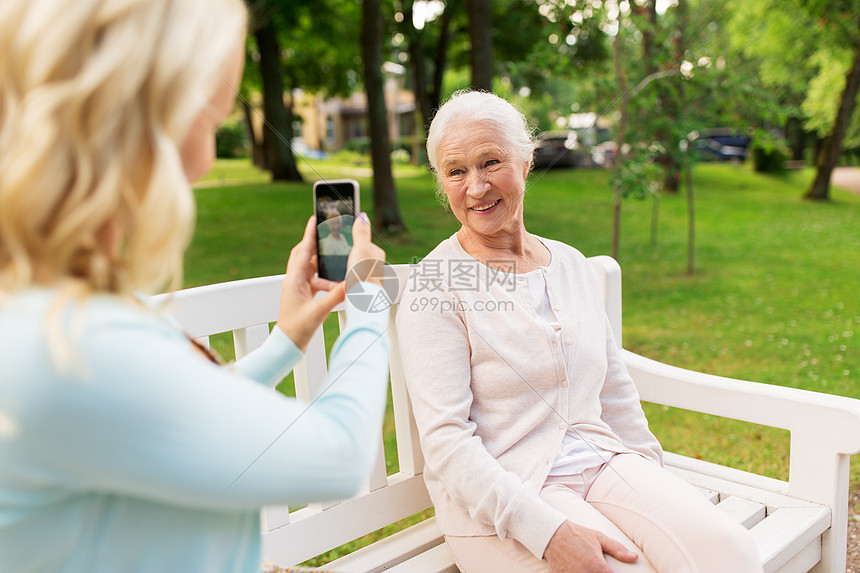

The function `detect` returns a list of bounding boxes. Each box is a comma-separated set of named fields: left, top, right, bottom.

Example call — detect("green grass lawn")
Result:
left=184, top=158, right=860, bottom=564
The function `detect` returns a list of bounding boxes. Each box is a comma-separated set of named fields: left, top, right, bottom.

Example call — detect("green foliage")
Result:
left=246, top=0, right=362, bottom=96
left=499, top=0, right=609, bottom=82
left=728, top=0, right=860, bottom=150
left=215, top=120, right=249, bottom=159
left=727, top=0, right=818, bottom=94
left=390, top=148, right=411, bottom=165
left=344, top=137, right=370, bottom=155
left=801, top=46, right=860, bottom=148
left=326, top=149, right=370, bottom=167
left=750, top=130, right=788, bottom=173
left=611, top=153, right=658, bottom=201
left=751, top=146, right=786, bottom=174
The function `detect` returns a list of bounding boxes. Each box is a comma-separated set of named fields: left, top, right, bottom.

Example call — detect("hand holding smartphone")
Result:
left=313, top=179, right=360, bottom=282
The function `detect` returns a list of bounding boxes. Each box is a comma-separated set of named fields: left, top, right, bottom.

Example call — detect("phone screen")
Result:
left=314, top=180, right=358, bottom=282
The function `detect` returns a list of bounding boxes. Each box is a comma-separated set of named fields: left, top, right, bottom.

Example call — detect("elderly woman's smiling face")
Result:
left=437, top=122, right=531, bottom=240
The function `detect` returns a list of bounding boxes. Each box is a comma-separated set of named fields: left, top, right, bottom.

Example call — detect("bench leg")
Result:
left=789, top=436, right=849, bottom=572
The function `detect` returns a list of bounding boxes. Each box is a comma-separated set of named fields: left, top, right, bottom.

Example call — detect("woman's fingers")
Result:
left=285, top=216, right=318, bottom=275
left=346, top=213, right=386, bottom=287
left=276, top=213, right=387, bottom=350
left=598, top=533, right=638, bottom=564
left=310, top=275, right=340, bottom=293
left=311, top=282, right=346, bottom=315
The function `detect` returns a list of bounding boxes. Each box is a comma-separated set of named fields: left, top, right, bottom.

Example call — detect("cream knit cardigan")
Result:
left=396, top=234, right=663, bottom=560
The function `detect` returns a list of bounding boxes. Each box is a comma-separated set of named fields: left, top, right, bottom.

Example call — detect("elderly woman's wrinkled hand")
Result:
left=543, top=521, right=638, bottom=573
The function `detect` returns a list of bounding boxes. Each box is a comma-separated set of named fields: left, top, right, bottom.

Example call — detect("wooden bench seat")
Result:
left=153, top=256, right=860, bottom=572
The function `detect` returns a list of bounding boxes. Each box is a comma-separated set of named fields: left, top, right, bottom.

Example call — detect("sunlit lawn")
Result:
left=185, top=157, right=860, bottom=565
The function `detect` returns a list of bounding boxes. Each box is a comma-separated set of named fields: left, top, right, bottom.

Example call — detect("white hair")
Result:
left=426, top=90, right=537, bottom=179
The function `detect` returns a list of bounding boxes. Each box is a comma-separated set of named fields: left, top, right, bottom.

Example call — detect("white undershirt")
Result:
left=523, top=269, right=612, bottom=476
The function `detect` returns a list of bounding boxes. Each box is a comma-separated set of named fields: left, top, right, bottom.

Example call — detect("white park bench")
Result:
left=154, top=256, right=860, bottom=573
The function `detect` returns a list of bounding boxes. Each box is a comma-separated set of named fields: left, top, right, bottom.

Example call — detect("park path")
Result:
left=831, top=166, right=860, bottom=196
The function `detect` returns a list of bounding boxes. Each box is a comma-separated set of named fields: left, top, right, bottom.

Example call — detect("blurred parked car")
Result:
left=533, top=130, right=592, bottom=168
left=696, top=129, right=751, bottom=162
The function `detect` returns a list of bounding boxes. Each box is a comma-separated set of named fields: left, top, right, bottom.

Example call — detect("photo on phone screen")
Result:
left=313, top=179, right=359, bottom=282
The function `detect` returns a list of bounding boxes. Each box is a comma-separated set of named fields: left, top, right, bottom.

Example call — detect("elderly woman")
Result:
left=0, top=1, right=388, bottom=571
left=396, top=91, right=761, bottom=573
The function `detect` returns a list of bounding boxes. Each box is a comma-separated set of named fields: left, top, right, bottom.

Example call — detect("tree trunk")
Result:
left=242, top=100, right=265, bottom=169
left=642, top=0, right=661, bottom=248
left=611, top=32, right=629, bottom=262
left=661, top=0, right=683, bottom=194
left=678, top=0, right=694, bottom=275
left=465, top=0, right=493, bottom=91
left=254, top=21, right=303, bottom=182
left=785, top=115, right=807, bottom=162
left=651, top=193, right=660, bottom=246
left=362, top=0, right=406, bottom=232
left=640, top=0, right=657, bottom=73
left=403, top=0, right=432, bottom=136
left=431, top=0, right=458, bottom=111
left=685, top=162, right=695, bottom=276
left=805, top=40, right=860, bottom=201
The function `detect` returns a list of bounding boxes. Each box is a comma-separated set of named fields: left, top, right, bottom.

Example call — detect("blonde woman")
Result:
left=0, top=1, right=389, bottom=571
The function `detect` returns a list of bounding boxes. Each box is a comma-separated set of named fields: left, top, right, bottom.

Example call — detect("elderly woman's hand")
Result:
left=544, top=521, right=639, bottom=573
left=275, top=216, right=347, bottom=352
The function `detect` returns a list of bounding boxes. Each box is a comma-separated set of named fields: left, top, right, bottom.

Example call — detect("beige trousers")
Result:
left=445, top=454, right=762, bottom=573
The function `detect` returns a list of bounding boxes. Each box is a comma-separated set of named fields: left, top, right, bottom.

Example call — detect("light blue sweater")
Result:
left=0, top=285, right=390, bottom=572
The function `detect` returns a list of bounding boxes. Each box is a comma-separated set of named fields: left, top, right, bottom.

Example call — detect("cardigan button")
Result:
left=560, top=379, right=568, bottom=387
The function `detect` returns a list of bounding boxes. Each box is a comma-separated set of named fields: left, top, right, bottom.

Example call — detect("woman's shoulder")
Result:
left=403, top=235, right=462, bottom=284
left=421, top=234, right=462, bottom=262
left=0, top=290, right=187, bottom=407
left=397, top=235, right=465, bottom=312
left=0, top=289, right=180, bottom=342
left=536, top=235, right=589, bottom=264
left=536, top=236, right=606, bottom=295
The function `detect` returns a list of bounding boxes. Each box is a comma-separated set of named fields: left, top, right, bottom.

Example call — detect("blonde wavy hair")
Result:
left=0, top=0, right=247, bottom=299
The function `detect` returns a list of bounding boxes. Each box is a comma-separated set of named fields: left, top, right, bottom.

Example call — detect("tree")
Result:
left=729, top=0, right=860, bottom=200
left=466, top=0, right=494, bottom=91
left=396, top=0, right=612, bottom=144
left=805, top=18, right=860, bottom=199
left=608, top=0, right=742, bottom=272
left=610, top=24, right=630, bottom=262
left=400, top=0, right=462, bottom=140
left=252, top=18, right=303, bottom=181
left=244, top=1, right=307, bottom=181
left=362, top=0, right=406, bottom=231
left=244, top=0, right=365, bottom=179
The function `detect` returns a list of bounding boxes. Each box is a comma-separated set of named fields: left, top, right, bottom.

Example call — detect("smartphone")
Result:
left=313, top=179, right=360, bottom=282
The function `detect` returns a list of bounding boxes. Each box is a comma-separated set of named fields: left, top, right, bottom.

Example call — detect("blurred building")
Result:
left=292, top=68, right=417, bottom=154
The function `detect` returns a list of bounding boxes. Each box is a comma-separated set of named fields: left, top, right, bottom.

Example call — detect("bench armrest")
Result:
left=623, top=349, right=860, bottom=456
left=623, top=348, right=860, bottom=572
